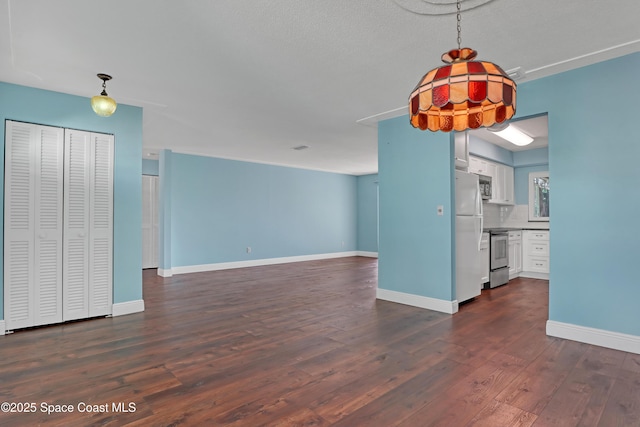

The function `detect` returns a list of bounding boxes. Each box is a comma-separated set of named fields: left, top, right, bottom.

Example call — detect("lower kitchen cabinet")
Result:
left=508, top=230, right=522, bottom=279
left=521, top=230, right=549, bottom=279
left=480, top=232, right=489, bottom=284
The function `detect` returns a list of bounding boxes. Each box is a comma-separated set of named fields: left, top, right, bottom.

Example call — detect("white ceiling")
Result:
left=1, top=0, right=639, bottom=175
left=470, top=115, right=548, bottom=152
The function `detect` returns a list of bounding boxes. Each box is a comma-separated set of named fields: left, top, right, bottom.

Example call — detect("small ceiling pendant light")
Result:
left=408, top=0, right=516, bottom=132
left=91, top=73, right=117, bottom=117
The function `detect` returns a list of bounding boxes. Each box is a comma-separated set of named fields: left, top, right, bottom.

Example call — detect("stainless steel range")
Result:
left=487, top=229, right=509, bottom=288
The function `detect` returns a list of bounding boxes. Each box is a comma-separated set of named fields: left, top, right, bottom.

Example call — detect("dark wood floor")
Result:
left=1, top=257, right=639, bottom=426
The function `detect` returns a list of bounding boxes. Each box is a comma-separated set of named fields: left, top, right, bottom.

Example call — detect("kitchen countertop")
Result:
left=484, top=227, right=550, bottom=233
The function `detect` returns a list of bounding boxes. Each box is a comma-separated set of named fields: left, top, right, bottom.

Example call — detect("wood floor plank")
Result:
left=621, top=352, right=640, bottom=375
left=0, top=257, right=637, bottom=426
left=466, top=399, right=537, bottom=427
left=597, top=370, right=640, bottom=427
left=329, top=358, right=475, bottom=427
left=532, top=368, right=614, bottom=427
left=397, top=362, right=523, bottom=427
left=495, top=338, right=589, bottom=415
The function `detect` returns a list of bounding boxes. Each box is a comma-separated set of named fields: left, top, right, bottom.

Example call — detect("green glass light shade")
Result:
left=91, top=94, right=117, bottom=117
left=91, top=73, right=117, bottom=117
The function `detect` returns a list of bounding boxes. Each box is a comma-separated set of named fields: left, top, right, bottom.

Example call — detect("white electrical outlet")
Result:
left=246, top=247, right=251, bottom=253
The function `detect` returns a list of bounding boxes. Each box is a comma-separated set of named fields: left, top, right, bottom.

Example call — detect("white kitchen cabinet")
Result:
left=469, top=156, right=486, bottom=175
left=490, top=163, right=514, bottom=205
left=480, top=232, right=489, bottom=284
left=454, top=132, right=469, bottom=171
left=508, top=230, right=522, bottom=279
left=4, top=121, right=113, bottom=331
left=491, top=164, right=502, bottom=202
left=521, top=230, right=549, bottom=279
left=500, top=165, right=515, bottom=205
left=469, top=156, right=514, bottom=205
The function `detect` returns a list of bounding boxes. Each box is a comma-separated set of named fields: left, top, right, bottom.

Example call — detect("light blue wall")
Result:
left=521, top=52, right=640, bottom=336
left=513, top=147, right=549, bottom=167
left=159, top=151, right=357, bottom=269
left=514, top=165, right=549, bottom=205
left=0, top=81, right=143, bottom=320
left=378, top=51, right=640, bottom=337
left=469, top=135, right=513, bottom=165
left=142, top=159, right=159, bottom=176
left=513, top=148, right=549, bottom=204
left=378, top=116, right=454, bottom=300
left=357, top=174, right=378, bottom=253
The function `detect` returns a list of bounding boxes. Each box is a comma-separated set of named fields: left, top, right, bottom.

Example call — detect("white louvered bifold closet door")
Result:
left=4, top=121, right=64, bottom=330
left=63, top=129, right=113, bottom=321
left=63, top=130, right=91, bottom=320
left=88, top=132, right=114, bottom=317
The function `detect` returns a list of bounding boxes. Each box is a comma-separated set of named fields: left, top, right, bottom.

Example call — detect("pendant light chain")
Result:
left=456, top=0, right=462, bottom=50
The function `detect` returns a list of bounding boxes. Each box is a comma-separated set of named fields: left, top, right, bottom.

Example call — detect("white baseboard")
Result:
left=519, top=271, right=549, bottom=280
left=376, top=288, right=458, bottom=314
left=112, top=300, right=145, bottom=317
left=356, top=251, right=378, bottom=258
left=157, top=268, right=173, bottom=277
left=547, top=320, right=640, bottom=355
left=170, top=251, right=362, bottom=275
left=0, top=320, right=5, bottom=335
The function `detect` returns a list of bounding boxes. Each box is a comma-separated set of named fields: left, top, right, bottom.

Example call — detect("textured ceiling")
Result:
left=1, top=0, right=639, bottom=175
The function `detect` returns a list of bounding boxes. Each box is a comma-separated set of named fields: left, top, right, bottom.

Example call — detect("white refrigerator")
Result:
left=455, top=170, right=483, bottom=303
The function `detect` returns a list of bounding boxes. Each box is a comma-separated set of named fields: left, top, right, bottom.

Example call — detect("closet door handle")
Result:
left=38, top=233, right=46, bottom=239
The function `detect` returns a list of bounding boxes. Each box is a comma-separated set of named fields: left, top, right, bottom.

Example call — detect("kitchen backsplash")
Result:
left=483, top=203, right=550, bottom=230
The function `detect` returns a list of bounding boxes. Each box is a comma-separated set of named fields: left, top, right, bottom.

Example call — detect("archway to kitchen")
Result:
left=461, top=112, right=550, bottom=311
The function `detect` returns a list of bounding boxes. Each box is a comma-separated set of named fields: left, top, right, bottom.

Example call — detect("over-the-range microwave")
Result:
left=477, top=174, right=492, bottom=200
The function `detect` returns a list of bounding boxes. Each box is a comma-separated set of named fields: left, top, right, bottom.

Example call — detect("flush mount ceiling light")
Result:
left=488, top=123, right=533, bottom=146
left=91, top=73, right=117, bottom=117
left=408, top=0, right=516, bottom=132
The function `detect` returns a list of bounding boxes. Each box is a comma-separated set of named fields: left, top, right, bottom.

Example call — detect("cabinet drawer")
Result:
left=508, top=231, right=521, bottom=240
left=527, top=240, right=549, bottom=256
left=527, top=230, right=549, bottom=241
left=528, top=257, right=549, bottom=273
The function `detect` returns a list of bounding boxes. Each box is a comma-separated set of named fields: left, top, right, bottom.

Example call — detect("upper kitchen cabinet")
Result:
left=495, top=163, right=514, bottom=205
left=454, top=132, right=469, bottom=171
left=469, top=155, right=514, bottom=205
left=469, top=155, right=489, bottom=176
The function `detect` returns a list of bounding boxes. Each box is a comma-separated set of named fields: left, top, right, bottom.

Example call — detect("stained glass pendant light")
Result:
left=409, top=1, right=516, bottom=132
left=91, top=73, right=117, bottom=117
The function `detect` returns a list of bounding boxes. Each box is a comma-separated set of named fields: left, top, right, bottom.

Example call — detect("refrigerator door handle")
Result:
left=476, top=180, right=483, bottom=251
left=476, top=180, right=483, bottom=217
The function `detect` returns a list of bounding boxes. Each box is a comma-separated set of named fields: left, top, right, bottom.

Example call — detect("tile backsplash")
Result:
left=482, top=203, right=549, bottom=229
